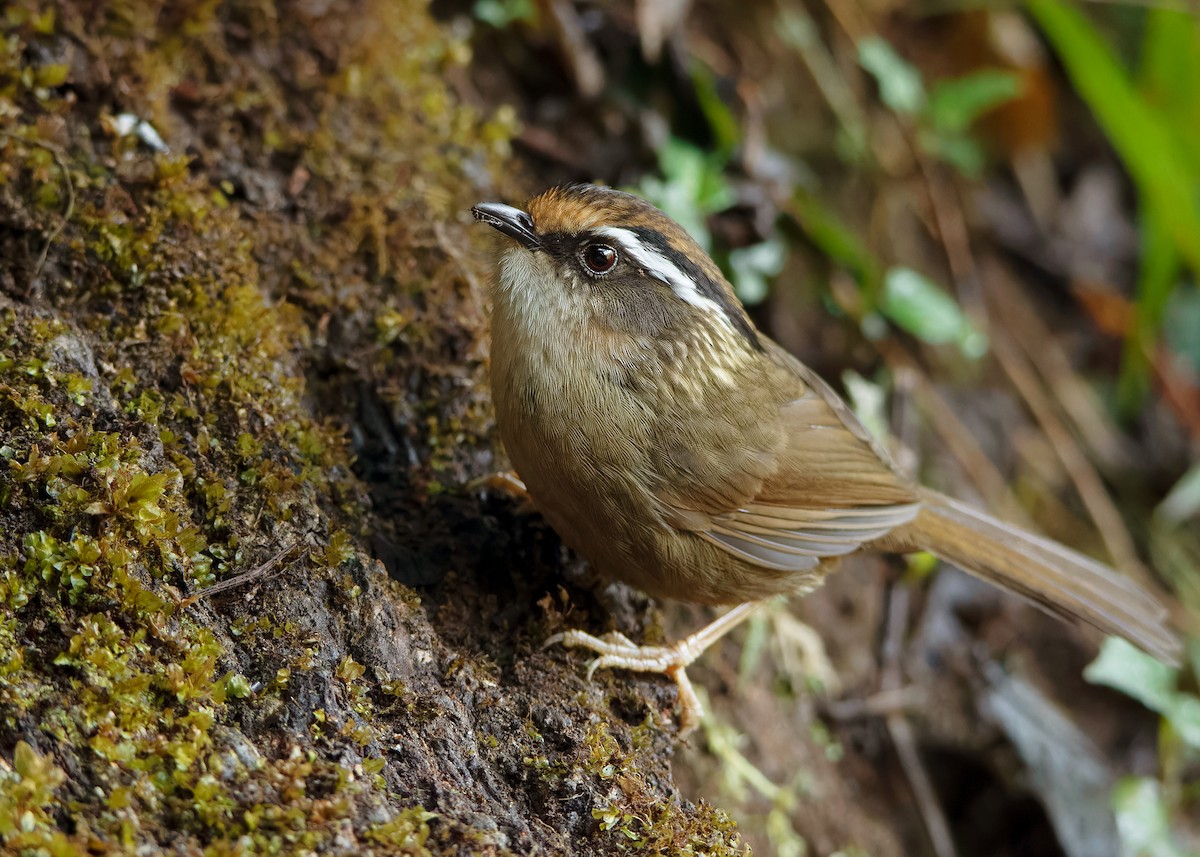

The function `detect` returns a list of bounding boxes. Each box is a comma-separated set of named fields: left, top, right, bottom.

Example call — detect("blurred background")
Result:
left=441, top=1, right=1200, bottom=854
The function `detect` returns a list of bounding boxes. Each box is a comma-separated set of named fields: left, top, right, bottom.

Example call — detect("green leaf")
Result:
left=1165, top=693, right=1200, bottom=747
left=1113, top=777, right=1186, bottom=857
left=659, top=138, right=734, bottom=213
left=927, top=70, right=1021, bottom=133
left=1028, top=0, right=1200, bottom=274
left=473, top=0, right=535, bottom=28
left=1139, top=9, right=1200, bottom=177
left=858, top=37, right=925, bottom=115
left=690, top=60, right=741, bottom=157
left=790, top=189, right=882, bottom=306
left=222, top=672, right=253, bottom=698
left=1083, top=636, right=1176, bottom=713
left=728, top=236, right=785, bottom=305
left=923, top=131, right=986, bottom=178
left=880, top=267, right=987, bottom=357
left=1120, top=16, right=1197, bottom=408
left=634, top=138, right=734, bottom=251
left=1156, top=461, right=1200, bottom=524
left=841, top=370, right=890, bottom=448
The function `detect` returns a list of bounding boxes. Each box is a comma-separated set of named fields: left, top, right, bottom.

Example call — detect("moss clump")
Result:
left=591, top=801, right=745, bottom=856
left=582, top=721, right=747, bottom=856
left=0, top=742, right=71, bottom=855
left=363, top=806, right=435, bottom=855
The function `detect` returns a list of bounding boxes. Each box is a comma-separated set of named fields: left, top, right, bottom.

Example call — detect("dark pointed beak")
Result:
left=471, top=202, right=541, bottom=251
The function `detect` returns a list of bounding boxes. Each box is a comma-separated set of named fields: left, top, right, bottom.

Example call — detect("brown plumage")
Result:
left=474, top=184, right=1178, bottom=716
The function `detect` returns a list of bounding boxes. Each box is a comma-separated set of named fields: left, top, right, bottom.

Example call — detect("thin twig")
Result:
left=882, top=583, right=959, bottom=857
left=536, top=0, right=605, bottom=98
left=988, top=330, right=1148, bottom=578
left=777, top=3, right=868, bottom=150
left=986, top=262, right=1133, bottom=474
left=877, top=339, right=1031, bottom=525
left=807, top=5, right=1031, bottom=529
left=514, top=126, right=589, bottom=170
left=824, top=685, right=924, bottom=720
left=0, top=131, right=76, bottom=295
left=179, top=540, right=303, bottom=607
left=1153, top=341, right=1200, bottom=442
left=915, top=156, right=986, bottom=317
left=821, top=0, right=874, bottom=44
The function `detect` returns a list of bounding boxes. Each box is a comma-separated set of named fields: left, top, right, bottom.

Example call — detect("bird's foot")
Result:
left=544, top=602, right=769, bottom=736
left=544, top=629, right=706, bottom=735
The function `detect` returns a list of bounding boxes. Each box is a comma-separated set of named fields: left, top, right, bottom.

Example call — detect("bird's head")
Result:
left=472, top=184, right=761, bottom=351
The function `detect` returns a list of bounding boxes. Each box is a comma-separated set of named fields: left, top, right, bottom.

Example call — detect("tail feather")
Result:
left=897, top=490, right=1180, bottom=663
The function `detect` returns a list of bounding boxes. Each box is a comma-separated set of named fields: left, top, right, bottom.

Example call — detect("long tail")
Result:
left=893, top=489, right=1180, bottom=662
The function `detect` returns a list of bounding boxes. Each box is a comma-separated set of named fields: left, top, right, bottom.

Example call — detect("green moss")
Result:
left=498, top=711, right=748, bottom=854
left=364, top=805, right=435, bottom=854
left=572, top=716, right=747, bottom=854
left=0, top=742, right=71, bottom=854
left=591, top=801, right=746, bottom=855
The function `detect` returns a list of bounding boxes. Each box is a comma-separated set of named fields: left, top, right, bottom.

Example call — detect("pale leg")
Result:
left=545, top=600, right=770, bottom=734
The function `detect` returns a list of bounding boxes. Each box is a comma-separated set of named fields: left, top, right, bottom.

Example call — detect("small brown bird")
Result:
left=473, top=184, right=1178, bottom=731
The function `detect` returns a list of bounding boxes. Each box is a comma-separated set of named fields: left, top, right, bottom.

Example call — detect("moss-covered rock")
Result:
left=0, top=1, right=745, bottom=853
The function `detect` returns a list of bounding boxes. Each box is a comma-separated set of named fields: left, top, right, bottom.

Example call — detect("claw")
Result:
left=544, top=627, right=708, bottom=735
left=668, top=666, right=703, bottom=735
left=541, top=601, right=771, bottom=736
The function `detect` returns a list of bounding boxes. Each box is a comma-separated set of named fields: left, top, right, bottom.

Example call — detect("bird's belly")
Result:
left=491, top=334, right=817, bottom=605
left=500, top=413, right=810, bottom=605
left=498, top=401, right=647, bottom=583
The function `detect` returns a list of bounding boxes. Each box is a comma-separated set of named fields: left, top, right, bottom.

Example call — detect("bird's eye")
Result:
left=580, top=242, right=618, bottom=276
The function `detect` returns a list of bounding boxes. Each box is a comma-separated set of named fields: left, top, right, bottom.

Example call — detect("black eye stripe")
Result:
left=536, top=231, right=579, bottom=260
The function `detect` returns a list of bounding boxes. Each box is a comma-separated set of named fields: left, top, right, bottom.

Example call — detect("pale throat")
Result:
left=505, top=255, right=681, bottom=399
left=495, top=247, right=586, bottom=334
